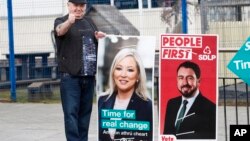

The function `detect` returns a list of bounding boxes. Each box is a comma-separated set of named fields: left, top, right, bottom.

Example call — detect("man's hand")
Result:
left=68, top=13, right=76, bottom=24
left=56, top=13, right=75, bottom=36
left=95, top=31, right=106, bottom=39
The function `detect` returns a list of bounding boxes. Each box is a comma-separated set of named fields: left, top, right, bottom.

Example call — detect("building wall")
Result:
left=120, top=8, right=166, bottom=50
left=0, top=15, right=58, bottom=60
left=1, top=1, right=250, bottom=82
left=208, top=21, right=250, bottom=85
left=0, top=8, right=168, bottom=59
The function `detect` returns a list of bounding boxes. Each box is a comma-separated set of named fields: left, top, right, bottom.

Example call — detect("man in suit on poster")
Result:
left=163, top=61, right=216, bottom=139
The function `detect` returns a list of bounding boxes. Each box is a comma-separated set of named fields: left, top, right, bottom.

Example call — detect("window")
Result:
left=87, top=0, right=160, bottom=9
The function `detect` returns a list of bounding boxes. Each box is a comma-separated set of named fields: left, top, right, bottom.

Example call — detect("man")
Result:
left=54, top=0, right=105, bottom=141
left=163, top=61, right=216, bottom=139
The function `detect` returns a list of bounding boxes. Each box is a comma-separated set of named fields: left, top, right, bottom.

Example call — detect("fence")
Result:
left=219, top=77, right=250, bottom=141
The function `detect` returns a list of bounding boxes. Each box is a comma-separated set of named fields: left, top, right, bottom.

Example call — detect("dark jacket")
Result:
left=98, top=92, right=153, bottom=141
left=163, top=93, right=216, bottom=139
left=54, top=15, right=98, bottom=76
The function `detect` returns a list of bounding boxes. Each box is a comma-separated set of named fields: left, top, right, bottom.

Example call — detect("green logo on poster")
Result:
left=227, top=37, right=250, bottom=85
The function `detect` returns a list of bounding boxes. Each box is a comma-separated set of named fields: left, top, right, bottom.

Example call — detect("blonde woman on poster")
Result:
left=98, top=48, right=153, bottom=141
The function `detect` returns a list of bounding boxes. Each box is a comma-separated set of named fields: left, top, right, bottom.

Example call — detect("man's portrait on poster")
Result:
left=163, top=61, right=216, bottom=139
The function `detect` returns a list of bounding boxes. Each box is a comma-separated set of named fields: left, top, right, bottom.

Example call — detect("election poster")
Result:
left=96, top=35, right=156, bottom=141
left=227, top=37, right=250, bottom=85
left=159, top=34, right=218, bottom=141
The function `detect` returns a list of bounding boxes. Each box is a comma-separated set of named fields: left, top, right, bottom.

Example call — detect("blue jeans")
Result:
left=60, top=73, right=95, bottom=141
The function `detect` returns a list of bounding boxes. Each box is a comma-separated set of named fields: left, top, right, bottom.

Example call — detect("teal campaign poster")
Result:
left=96, top=35, right=156, bottom=141
left=228, top=37, right=250, bottom=85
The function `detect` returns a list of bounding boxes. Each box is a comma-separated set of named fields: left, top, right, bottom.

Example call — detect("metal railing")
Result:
left=219, top=77, right=250, bottom=141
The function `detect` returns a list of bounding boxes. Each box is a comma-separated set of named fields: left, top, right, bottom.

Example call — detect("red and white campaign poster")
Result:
left=159, top=34, right=218, bottom=141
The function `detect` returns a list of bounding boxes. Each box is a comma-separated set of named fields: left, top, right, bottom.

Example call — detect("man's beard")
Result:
left=179, top=84, right=197, bottom=98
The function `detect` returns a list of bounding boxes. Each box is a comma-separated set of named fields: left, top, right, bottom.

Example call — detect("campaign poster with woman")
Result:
left=96, top=35, right=156, bottom=141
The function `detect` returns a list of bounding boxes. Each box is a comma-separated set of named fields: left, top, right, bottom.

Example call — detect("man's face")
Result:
left=68, top=2, right=86, bottom=19
left=177, top=67, right=200, bottom=98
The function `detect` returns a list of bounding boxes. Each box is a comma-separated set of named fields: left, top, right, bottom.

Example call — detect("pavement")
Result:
left=0, top=103, right=247, bottom=141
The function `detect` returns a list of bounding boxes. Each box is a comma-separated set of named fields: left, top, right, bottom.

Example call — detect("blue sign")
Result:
left=228, top=37, right=250, bottom=85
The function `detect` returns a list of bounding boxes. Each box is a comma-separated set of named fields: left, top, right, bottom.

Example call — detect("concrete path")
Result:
left=0, top=103, right=243, bottom=141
